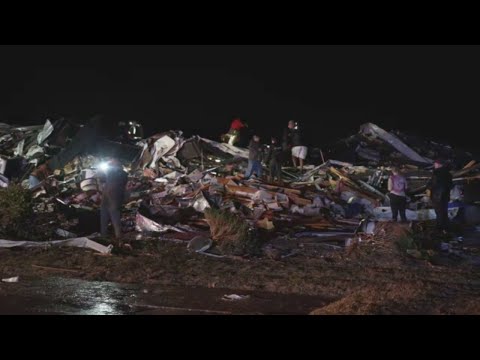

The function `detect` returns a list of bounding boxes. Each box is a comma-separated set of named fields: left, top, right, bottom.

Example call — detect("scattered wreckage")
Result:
left=0, top=118, right=479, bottom=258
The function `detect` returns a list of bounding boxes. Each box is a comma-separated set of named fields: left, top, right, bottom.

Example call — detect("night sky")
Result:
left=0, top=45, right=479, bottom=151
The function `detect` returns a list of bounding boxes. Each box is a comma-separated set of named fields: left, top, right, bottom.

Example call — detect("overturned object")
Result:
left=187, top=236, right=213, bottom=253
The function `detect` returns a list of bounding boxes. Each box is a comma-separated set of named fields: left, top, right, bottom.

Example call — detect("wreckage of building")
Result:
left=0, top=118, right=479, bottom=257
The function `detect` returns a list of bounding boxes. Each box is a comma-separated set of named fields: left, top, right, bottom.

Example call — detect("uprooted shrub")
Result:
left=204, top=208, right=263, bottom=256
left=0, top=184, right=34, bottom=238
left=395, top=235, right=418, bottom=252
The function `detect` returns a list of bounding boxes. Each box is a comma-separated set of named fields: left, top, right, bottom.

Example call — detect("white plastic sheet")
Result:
left=0, top=174, right=9, bottom=188
left=14, top=139, right=25, bottom=156
left=135, top=213, right=185, bottom=233
left=192, top=192, right=211, bottom=213
left=149, top=135, right=176, bottom=168
left=55, top=229, right=78, bottom=238
left=0, top=238, right=113, bottom=254
left=25, top=145, right=44, bottom=159
left=37, top=119, right=54, bottom=145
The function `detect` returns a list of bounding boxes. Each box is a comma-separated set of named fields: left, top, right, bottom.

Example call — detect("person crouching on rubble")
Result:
left=265, top=137, right=283, bottom=184
left=98, top=159, right=128, bottom=240
left=388, top=167, right=408, bottom=223
left=426, top=159, right=453, bottom=233
left=244, top=135, right=263, bottom=180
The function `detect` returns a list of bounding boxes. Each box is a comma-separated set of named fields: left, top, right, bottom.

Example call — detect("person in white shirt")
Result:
left=388, top=167, right=408, bottom=222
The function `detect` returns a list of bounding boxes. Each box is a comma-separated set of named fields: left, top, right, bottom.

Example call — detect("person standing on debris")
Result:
left=265, top=137, right=283, bottom=184
left=244, top=135, right=263, bottom=180
left=222, top=117, right=247, bottom=146
left=427, top=159, right=453, bottom=232
left=283, top=120, right=307, bottom=171
left=98, top=159, right=128, bottom=240
left=388, top=167, right=408, bottom=223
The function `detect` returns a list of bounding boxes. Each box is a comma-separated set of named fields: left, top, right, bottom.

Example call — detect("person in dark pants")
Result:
left=244, top=135, right=263, bottom=180
left=388, top=167, right=408, bottom=222
left=427, top=159, right=453, bottom=232
left=265, top=137, right=283, bottom=184
left=98, top=159, right=128, bottom=239
left=283, top=120, right=307, bottom=171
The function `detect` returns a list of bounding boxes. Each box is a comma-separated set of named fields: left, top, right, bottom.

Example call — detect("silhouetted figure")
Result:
left=244, top=135, right=262, bottom=180
left=427, top=159, right=453, bottom=232
left=98, top=159, right=128, bottom=239
left=283, top=120, right=307, bottom=171
left=265, top=137, right=283, bottom=184
left=388, top=167, right=408, bottom=222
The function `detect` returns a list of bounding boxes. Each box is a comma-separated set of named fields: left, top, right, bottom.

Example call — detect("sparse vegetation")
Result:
left=0, top=184, right=33, bottom=238
left=204, top=208, right=263, bottom=256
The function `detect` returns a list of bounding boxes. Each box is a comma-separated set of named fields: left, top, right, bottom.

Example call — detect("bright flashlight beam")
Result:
left=99, top=162, right=110, bottom=172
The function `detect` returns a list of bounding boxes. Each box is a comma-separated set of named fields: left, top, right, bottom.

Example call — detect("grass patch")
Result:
left=204, top=208, right=263, bottom=256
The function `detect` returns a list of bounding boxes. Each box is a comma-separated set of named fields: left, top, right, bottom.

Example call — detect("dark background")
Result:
left=0, top=45, right=478, bottom=151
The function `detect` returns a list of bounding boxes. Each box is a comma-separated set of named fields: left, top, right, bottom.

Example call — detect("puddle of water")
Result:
left=0, top=277, right=331, bottom=315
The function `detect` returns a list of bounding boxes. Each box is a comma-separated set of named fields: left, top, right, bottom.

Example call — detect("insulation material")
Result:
left=37, top=119, right=54, bottom=145
left=135, top=213, right=185, bottom=233
left=25, top=145, right=44, bottom=159
left=149, top=135, right=176, bottom=168
left=192, top=192, right=211, bottom=213
left=0, top=238, right=112, bottom=254
left=14, top=139, right=25, bottom=157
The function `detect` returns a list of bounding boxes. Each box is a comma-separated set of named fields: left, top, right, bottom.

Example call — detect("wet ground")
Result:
left=1, top=223, right=480, bottom=315
left=0, top=277, right=331, bottom=315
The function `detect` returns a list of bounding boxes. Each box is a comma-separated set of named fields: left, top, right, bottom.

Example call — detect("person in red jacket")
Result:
left=221, top=117, right=247, bottom=146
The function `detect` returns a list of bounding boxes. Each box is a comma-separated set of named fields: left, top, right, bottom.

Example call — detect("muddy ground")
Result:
left=1, top=222, right=480, bottom=315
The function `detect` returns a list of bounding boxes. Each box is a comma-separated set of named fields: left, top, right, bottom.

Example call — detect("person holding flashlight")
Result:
left=98, top=158, right=128, bottom=240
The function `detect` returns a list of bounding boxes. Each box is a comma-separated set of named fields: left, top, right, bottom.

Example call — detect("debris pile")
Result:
left=0, top=118, right=479, bottom=257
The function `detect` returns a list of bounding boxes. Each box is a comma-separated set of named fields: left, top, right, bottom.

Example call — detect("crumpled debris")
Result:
left=55, top=229, right=78, bottom=239
left=222, top=294, right=250, bottom=301
left=257, top=217, right=274, bottom=230
left=37, top=119, right=54, bottom=145
left=187, top=236, right=213, bottom=253
left=135, top=213, right=185, bottom=234
left=0, top=238, right=113, bottom=254
left=0, top=118, right=477, bottom=260
left=2, top=276, right=19, bottom=283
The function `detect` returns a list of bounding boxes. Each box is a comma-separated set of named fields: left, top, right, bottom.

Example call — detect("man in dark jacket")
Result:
left=426, top=159, right=453, bottom=232
left=244, top=135, right=262, bottom=180
left=98, top=158, right=128, bottom=239
left=265, top=137, right=283, bottom=184
left=283, top=120, right=307, bottom=171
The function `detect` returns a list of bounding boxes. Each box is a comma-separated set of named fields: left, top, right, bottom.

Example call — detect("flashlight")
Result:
left=98, top=162, right=110, bottom=172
